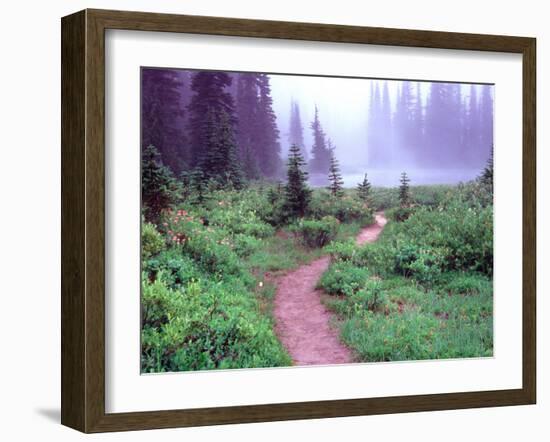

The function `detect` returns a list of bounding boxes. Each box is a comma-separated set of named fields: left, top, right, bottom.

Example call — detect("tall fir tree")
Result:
left=327, top=146, right=344, bottom=197
left=187, top=71, right=235, bottom=168
left=285, top=144, right=312, bottom=218
left=234, top=73, right=282, bottom=180
left=197, top=109, right=243, bottom=189
left=393, top=81, right=424, bottom=163
left=235, top=73, right=261, bottom=179
left=479, top=145, right=494, bottom=192
left=288, top=100, right=307, bottom=161
left=141, top=68, right=187, bottom=174
left=256, top=74, right=282, bottom=178
left=309, top=106, right=331, bottom=174
left=141, top=144, right=181, bottom=223
left=398, top=172, right=411, bottom=207
left=479, top=85, right=494, bottom=164
left=424, top=82, right=462, bottom=166
left=367, top=81, right=394, bottom=167
left=357, top=173, right=372, bottom=204
left=367, top=82, right=382, bottom=167
left=464, top=85, right=481, bottom=166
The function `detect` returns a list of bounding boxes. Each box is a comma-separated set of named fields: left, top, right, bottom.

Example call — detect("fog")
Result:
left=269, top=74, right=493, bottom=187
left=142, top=68, right=494, bottom=188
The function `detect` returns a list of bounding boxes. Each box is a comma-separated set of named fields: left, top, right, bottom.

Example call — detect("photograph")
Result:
left=140, top=67, right=494, bottom=374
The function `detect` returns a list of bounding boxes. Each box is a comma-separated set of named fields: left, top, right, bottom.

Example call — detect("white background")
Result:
left=0, top=0, right=547, bottom=440
left=106, top=30, right=522, bottom=413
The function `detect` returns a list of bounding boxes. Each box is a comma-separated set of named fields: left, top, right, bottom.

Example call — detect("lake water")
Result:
left=309, top=169, right=481, bottom=188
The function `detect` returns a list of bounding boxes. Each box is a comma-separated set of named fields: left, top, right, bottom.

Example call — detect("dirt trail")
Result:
left=355, top=212, right=388, bottom=245
left=273, top=212, right=387, bottom=366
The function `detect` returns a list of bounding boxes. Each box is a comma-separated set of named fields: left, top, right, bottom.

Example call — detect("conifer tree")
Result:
left=357, top=173, right=372, bottom=204
left=479, top=86, right=494, bottom=163
left=327, top=147, right=344, bottom=197
left=288, top=100, right=307, bottom=161
left=141, top=69, right=187, bottom=174
left=141, top=145, right=181, bottom=222
left=479, top=145, right=494, bottom=191
left=285, top=144, right=312, bottom=218
left=398, top=172, right=411, bottom=207
left=235, top=73, right=261, bottom=180
left=198, top=109, right=243, bottom=189
left=309, top=106, right=331, bottom=174
left=256, top=74, right=282, bottom=178
left=187, top=71, right=235, bottom=169
left=234, top=73, right=281, bottom=179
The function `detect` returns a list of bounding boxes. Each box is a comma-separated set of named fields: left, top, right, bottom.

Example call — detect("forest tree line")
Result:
left=142, top=69, right=337, bottom=188
left=367, top=81, right=493, bottom=168
left=142, top=69, right=493, bottom=197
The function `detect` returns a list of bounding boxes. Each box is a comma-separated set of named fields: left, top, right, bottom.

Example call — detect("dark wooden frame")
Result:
left=61, top=8, right=536, bottom=433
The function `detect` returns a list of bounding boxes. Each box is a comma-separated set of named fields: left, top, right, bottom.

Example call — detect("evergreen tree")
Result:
left=288, top=100, right=307, bottom=161
left=187, top=71, right=235, bottom=168
left=309, top=106, right=331, bottom=174
left=367, top=81, right=394, bottom=167
left=197, top=109, right=243, bottom=189
left=464, top=85, right=480, bottom=166
left=327, top=146, right=344, bottom=197
left=234, top=73, right=281, bottom=179
left=141, top=68, right=187, bottom=174
left=424, top=82, right=462, bottom=166
left=285, top=144, right=312, bottom=218
left=235, top=73, right=261, bottom=179
left=256, top=74, right=282, bottom=178
left=479, top=86, right=494, bottom=164
left=393, top=81, right=424, bottom=163
left=479, top=145, right=494, bottom=190
left=218, top=111, right=244, bottom=189
left=367, top=81, right=383, bottom=167
left=141, top=145, right=181, bottom=223
left=357, top=173, right=372, bottom=204
left=398, top=172, right=411, bottom=207
left=382, top=81, right=395, bottom=164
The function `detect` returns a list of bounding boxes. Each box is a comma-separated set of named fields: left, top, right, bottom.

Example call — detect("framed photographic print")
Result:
left=61, top=9, right=536, bottom=433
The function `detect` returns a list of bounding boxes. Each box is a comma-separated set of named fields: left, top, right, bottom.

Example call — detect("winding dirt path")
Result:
left=273, top=212, right=387, bottom=366
left=355, top=212, right=388, bottom=245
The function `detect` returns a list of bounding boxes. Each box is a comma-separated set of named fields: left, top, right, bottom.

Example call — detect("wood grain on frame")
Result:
left=61, top=8, right=536, bottom=433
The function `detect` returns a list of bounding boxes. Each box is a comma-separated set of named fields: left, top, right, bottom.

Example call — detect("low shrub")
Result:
left=349, top=279, right=388, bottom=313
left=310, top=192, right=374, bottom=225
left=389, top=206, right=415, bottom=222
left=144, top=250, right=204, bottom=290
left=441, top=272, right=493, bottom=296
left=141, top=221, right=165, bottom=260
left=326, top=240, right=358, bottom=263
left=318, top=261, right=370, bottom=296
left=141, top=274, right=292, bottom=372
left=292, top=216, right=339, bottom=248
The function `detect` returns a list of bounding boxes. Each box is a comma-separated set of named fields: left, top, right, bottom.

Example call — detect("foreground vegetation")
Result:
left=141, top=138, right=494, bottom=371
left=319, top=180, right=494, bottom=362
left=141, top=183, right=374, bottom=372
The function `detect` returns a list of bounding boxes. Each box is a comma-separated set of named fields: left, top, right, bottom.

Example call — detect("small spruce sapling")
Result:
left=357, top=173, right=372, bottom=205
left=284, top=144, right=312, bottom=218
left=327, top=148, right=344, bottom=197
left=399, top=172, right=411, bottom=208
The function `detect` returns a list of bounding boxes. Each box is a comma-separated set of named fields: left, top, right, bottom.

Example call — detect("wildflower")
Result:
left=259, top=281, right=263, bottom=288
